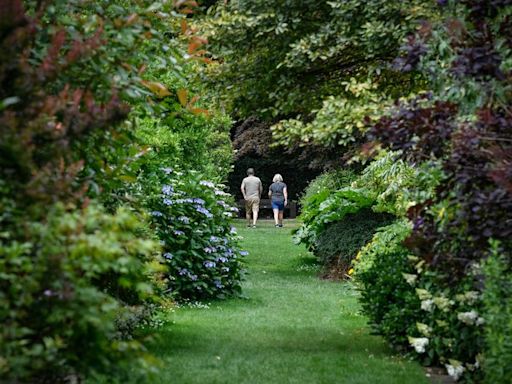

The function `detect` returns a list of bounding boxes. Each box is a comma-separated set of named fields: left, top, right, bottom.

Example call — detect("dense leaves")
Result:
left=144, top=169, right=246, bottom=300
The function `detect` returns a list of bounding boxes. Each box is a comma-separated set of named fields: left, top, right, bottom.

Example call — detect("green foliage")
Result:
left=358, top=239, right=421, bottom=348
left=143, top=169, right=246, bottom=300
left=299, top=169, right=357, bottom=208
left=483, top=241, right=512, bottom=384
left=357, top=221, right=485, bottom=381
left=353, top=151, right=443, bottom=215
left=203, top=0, right=434, bottom=121
left=0, top=203, right=160, bottom=382
left=0, top=1, right=224, bottom=381
left=294, top=187, right=374, bottom=250
left=314, top=209, right=393, bottom=277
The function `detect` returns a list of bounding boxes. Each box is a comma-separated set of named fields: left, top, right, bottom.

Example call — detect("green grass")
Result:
left=144, top=219, right=430, bottom=384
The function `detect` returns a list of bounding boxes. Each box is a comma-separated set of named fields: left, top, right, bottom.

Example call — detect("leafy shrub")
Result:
left=294, top=187, right=374, bottom=250
left=144, top=169, right=247, bottom=300
left=357, top=222, right=422, bottom=347
left=483, top=242, right=512, bottom=384
left=357, top=221, right=485, bottom=381
left=0, top=203, right=160, bottom=383
left=299, top=168, right=356, bottom=210
left=314, top=209, right=393, bottom=278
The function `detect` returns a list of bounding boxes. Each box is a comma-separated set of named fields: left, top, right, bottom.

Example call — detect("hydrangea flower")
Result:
left=216, top=256, right=228, bottom=263
left=239, top=250, right=249, bottom=256
left=163, top=198, right=173, bottom=206
left=162, top=185, right=174, bottom=195
left=178, top=268, right=188, bottom=276
left=151, top=211, right=163, bottom=217
left=174, top=230, right=185, bottom=236
left=221, top=267, right=230, bottom=272
left=162, top=167, right=173, bottom=174
left=408, top=336, right=429, bottom=353
left=402, top=273, right=417, bottom=285
left=188, top=273, right=198, bottom=281
left=163, top=252, right=173, bottom=260
left=445, top=360, right=465, bottom=380
left=433, top=296, right=453, bottom=312
left=457, top=310, right=479, bottom=325
left=200, top=180, right=215, bottom=188
left=209, top=235, right=219, bottom=242
left=196, top=206, right=213, bottom=218
left=214, top=189, right=230, bottom=196
left=416, top=322, right=432, bottom=337
left=214, top=280, right=223, bottom=288
left=230, top=227, right=237, bottom=234
left=192, top=198, right=206, bottom=205
left=204, top=261, right=216, bottom=268
left=178, top=216, right=190, bottom=224
left=421, top=299, right=434, bottom=312
left=203, top=246, right=215, bottom=253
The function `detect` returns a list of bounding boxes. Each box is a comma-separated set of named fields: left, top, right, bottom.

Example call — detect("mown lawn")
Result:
left=142, top=219, right=430, bottom=384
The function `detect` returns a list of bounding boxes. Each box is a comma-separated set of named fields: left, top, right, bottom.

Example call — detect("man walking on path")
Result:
left=241, top=168, right=262, bottom=228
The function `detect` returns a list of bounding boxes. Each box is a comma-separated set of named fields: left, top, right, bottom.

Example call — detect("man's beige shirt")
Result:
left=241, top=176, right=262, bottom=199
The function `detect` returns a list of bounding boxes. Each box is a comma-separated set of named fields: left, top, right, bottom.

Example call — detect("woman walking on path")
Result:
left=268, top=174, right=288, bottom=227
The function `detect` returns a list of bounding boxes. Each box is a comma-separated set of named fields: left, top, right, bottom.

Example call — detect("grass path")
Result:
left=148, top=220, right=430, bottom=384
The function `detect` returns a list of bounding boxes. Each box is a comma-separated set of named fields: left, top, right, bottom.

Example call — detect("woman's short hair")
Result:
left=273, top=173, right=283, bottom=183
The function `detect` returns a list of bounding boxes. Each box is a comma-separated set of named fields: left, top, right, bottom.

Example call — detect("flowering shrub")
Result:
left=144, top=169, right=247, bottom=300
left=357, top=220, right=486, bottom=382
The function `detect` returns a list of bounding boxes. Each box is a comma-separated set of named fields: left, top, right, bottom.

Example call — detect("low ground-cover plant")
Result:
left=144, top=168, right=247, bottom=300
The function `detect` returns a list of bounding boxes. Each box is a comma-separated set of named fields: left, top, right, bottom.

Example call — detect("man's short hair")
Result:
left=247, top=168, right=255, bottom=176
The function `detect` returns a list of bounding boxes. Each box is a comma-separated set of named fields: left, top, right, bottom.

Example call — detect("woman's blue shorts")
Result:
left=271, top=201, right=285, bottom=211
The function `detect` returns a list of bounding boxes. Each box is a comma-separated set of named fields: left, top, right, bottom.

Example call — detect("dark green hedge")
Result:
left=314, top=209, right=393, bottom=278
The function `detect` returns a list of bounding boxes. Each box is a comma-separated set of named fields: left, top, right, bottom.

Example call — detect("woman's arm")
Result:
left=284, top=187, right=288, bottom=206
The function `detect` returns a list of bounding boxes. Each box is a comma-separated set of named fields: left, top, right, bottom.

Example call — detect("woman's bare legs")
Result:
left=273, top=208, right=279, bottom=225
left=278, top=210, right=284, bottom=226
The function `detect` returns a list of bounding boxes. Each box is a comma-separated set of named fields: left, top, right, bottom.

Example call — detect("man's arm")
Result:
left=284, top=187, right=288, bottom=206
left=240, top=179, right=246, bottom=199
left=259, top=179, right=263, bottom=197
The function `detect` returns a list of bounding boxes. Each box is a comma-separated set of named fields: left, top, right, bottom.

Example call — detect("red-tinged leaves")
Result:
left=177, top=88, right=188, bottom=106
left=141, top=80, right=172, bottom=97
left=138, top=64, right=147, bottom=74
left=188, top=95, right=199, bottom=105
left=180, top=19, right=188, bottom=34
left=190, top=108, right=209, bottom=116
left=188, top=41, right=202, bottom=54
left=191, top=35, right=208, bottom=44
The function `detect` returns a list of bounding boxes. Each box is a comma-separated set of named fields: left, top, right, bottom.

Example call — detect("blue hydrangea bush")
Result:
left=145, top=168, right=247, bottom=300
